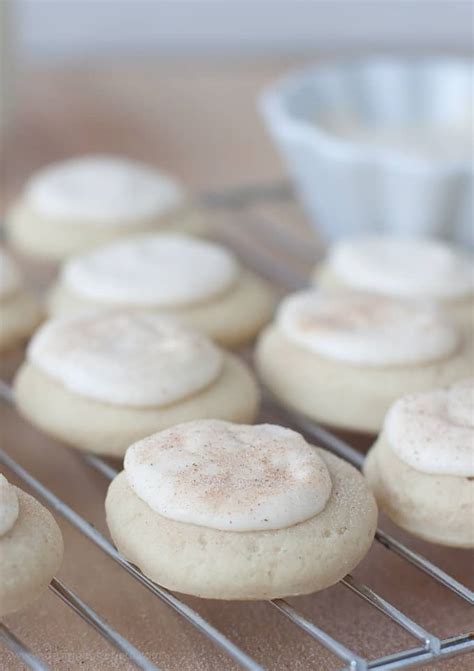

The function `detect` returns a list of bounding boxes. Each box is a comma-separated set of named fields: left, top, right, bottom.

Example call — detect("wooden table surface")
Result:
left=2, top=59, right=299, bottom=208
left=1, top=60, right=473, bottom=671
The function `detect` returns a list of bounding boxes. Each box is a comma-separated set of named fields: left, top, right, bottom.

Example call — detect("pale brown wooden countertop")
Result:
left=2, top=59, right=300, bottom=207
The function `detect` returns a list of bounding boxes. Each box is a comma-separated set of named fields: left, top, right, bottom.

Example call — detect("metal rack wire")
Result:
left=1, top=183, right=473, bottom=671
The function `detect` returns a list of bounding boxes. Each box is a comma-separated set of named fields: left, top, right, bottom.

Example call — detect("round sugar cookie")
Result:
left=364, top=379, right=474, bottom=548
left=106, top=420, right=377, bottom=599
left=0, top=476, right=63, bottom=616
left=5, top=155, right=211, bottom=262
left=314, top=235, right=474, bottom=329
left=255, top=289, right=473, bottom=433
left=46, top=234, right=275, bottom=348
left=14, top=312, right=259, bottom=456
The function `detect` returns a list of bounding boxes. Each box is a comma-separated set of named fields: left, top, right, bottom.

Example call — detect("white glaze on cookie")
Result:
left=277, top=289, right=459, bottom=366
left=124, top=419, right=332, bottom=531
left=25, top=155, right=185, bottom=225
left=0, top=474, right=19, bottom=536
left=61, top=234, right=239, bottom=306
left=28, top=312, right=223, bottom=406
left=327, top=236, right=474, bottom=300
left=385, top=379, right=474, bottom=477
left=0, top=247, right=21, bottom=300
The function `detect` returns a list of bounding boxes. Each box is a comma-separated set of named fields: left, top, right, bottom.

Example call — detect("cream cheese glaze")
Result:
left=385, top=379, right=474, bottom=477
left=277, top=289, right=459, bottom=366
left=28, top=312, right=223, bottom=407
left=25, top=155, right=185, bottom=225
left=61, top=234, right=239, bottom=306
left=326, top=236, right=474, bottom=300
left=0, top=474, right=19, bottom=536
left=124, top=419, right=332, bottom=531
left=0, top=247, right=21, bottom=300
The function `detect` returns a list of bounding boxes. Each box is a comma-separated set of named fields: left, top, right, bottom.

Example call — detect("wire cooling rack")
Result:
left=0, top=182, right=473, bottom=671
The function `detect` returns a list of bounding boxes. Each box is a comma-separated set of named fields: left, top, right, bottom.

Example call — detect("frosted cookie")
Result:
left=5, top=155, right=210, bottom=262
left=364, top=379, right=474, bottom=547
left=46, top=234, right=275, bottom=348
left=255, top=289, right=474, bottom=433
left=14, top=311, right=259, bottom=457
left=106, top=419, right=377, bottom=600
left=0, top=474, right=63, bottom=616
left=314, top=235, right=474, bottom=328
left=0, top=246, right=42, bottom=352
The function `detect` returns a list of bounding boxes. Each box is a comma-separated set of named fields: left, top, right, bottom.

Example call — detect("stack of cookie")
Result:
left=1, top=157, right=472, bottom=613
left=256, top=234, right=474, bottom=549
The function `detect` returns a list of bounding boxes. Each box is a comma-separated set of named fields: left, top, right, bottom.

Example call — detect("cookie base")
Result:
left=106, top=449, right=377, bottom=600
left=315, top=264, right=474, bottom=330
left=6, top=199, right=213, bottom=262
left=47, top=270, right=275, bottom=349
left=364, top=437, right=474, bottom=548
left=14, top=354, right=260, bottom=456
left=255, top=325, right=474, bottom=434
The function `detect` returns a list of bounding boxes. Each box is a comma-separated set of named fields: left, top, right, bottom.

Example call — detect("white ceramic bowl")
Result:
left=261, top=59, right=473, bottom=247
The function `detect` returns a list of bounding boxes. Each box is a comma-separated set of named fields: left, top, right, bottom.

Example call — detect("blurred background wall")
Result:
left=15, top=0, right=474, bottom=63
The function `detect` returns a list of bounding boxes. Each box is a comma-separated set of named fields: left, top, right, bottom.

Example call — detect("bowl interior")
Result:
left=283, top=60, right=473, bottom=131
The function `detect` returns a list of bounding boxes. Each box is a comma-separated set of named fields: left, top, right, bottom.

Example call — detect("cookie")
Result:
left=0, top=474, right=63, bottom=616
left=14, top=311, right=259, bottom=456
left=364, top=379, right=474, bottom=548
left=5, top=155, right=209, bottom=262
left=0, top=246, right=42, bottom=352
left=46, top=234, right=275, bottom=348
left=255, top=288, right=473, bottom=433
left=106, top=420, right=377, bottom=600
left=314, top=235, right=474, bottom=329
